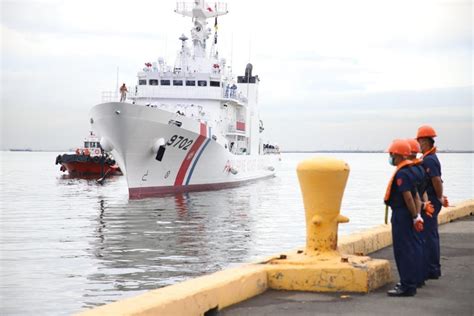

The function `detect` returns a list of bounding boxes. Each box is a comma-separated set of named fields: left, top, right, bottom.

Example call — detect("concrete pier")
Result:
left=223, top=214, right=474, bottom=315
left=77, top=152, right=474, bottom=316
left=78, top=200, right=474, bottom=316
left=76, top=156, right=473, bottom=316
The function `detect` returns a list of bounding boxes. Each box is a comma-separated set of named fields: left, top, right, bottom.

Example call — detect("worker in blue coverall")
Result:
left=416, top=125, right=449, bottom=280
left=384, top=139, right=424, bottom=297
left=406, top=138, right=434, bottom=288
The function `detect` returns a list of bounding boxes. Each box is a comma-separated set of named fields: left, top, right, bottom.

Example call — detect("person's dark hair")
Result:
left=428, top=138, right=435, bottom=146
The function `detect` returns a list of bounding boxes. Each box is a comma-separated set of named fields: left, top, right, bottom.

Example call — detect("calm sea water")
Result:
left=0, top=152, right=472, bottom=315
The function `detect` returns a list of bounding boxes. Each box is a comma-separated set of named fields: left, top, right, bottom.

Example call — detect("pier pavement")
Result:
left=223, top=215, right=474, bottom=316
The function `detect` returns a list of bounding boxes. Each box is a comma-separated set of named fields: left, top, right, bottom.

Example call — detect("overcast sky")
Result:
left=1, top=0, right=472, bottom=151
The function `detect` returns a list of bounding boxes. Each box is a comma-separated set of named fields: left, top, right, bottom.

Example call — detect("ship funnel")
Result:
left=245, top=63, right=253, bottom=78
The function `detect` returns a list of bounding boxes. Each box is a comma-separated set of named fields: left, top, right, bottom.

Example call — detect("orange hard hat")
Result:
left=386, top=139, right=411, bottom=157
left=417, top=125, right=437, bottom=139
left=406, top=138, right=421, bottom=154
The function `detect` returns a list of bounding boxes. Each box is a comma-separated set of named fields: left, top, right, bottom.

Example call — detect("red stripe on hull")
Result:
left=174, top=123, right=207, bottom=186
left=129, top=175, right=275, bottom=199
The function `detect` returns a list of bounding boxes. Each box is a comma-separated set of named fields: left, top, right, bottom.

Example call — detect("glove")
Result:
left=442, top=195, right=449, bottom=207
left=423, top=201, right=434, bottom=218
left=413, top=214, right=424, bottom=232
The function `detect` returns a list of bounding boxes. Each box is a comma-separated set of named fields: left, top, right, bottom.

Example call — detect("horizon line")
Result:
left=3, top=149, right=474, bottom=154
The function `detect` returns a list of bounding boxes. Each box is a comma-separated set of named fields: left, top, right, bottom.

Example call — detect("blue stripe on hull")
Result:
left=185, top=127, right=212, bottom=185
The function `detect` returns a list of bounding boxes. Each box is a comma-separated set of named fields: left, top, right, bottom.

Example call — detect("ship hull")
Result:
left=61, top=162, right=121, bottom=176
left=90, top=102, right=280, bottom=198
left=56, top=153, right=121, bottom=176
left=128, top=175, right=274, bottom=199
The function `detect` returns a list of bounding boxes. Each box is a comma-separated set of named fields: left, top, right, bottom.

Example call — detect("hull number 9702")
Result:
left=166, top=135, right=193, bottom=150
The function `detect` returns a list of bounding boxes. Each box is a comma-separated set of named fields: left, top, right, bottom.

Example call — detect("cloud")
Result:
left=261, top=86, right=473, bottom=151
left=1, top=0, right=472, bottom=151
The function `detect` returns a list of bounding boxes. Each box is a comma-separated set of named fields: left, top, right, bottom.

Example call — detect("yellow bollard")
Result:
left=266, top=157, right=392, bottom=293
left=297, top=157, right=350, bottom=256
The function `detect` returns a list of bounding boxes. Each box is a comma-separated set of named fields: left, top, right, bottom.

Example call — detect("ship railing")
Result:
left=101, top=91, right=119, bottom=103
left=222, top=87, right=247, bottom=104
left=176, top=2, right=228, bottom=15
left=175, top=2, right=193, bottom=13
left=136, top=85, right=223, bottom=100
left=227, top=123, right=246, bottom=134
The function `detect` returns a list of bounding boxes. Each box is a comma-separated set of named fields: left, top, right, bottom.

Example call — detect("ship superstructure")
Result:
left=90, top=0, right=280, bottom=198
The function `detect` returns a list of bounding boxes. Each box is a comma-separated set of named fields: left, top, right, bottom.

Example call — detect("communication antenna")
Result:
left=248, top=36, right=252, bottom=63
left=247, top=36, right=252, bottom=100
left=230, top=32, right=234, bottom=76
left=165, top=34, right=168, bottom=63
left=115, top=66, right=119, bottom=94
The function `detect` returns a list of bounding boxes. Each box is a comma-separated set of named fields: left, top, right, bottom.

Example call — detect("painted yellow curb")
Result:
left=338, top=224, right=392, bottom=256
left=77, top=265, right=268, bottom=316
left=438, top=199, right=474, bottom=225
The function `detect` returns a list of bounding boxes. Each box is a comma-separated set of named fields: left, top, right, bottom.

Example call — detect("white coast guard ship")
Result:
left=90, top=1, right=280, bottom=198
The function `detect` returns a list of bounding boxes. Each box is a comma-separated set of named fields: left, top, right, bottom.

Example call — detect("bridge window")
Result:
left=149, top=79, right=158, bottom=86
left=198, top=80, right=207, bottom=87
left=186, top=80, right=196, bottom=86
left=138, top=79, right=146, bottom=85
left=210, top=81, right=220, bottom=87
left=173, top=80, right=183, bottom=86
left=160, top=80, right=170, bottom=86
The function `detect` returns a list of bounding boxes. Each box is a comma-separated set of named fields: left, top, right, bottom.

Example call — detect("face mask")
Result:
left=388, top=155, right=395, bottom=166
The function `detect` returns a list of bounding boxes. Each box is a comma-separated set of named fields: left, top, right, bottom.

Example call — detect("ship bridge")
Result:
left=100, top=0, right=265, bottom=156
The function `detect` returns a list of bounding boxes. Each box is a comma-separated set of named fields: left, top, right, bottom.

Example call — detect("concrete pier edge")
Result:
left=77, top=199, right=474, bottom=316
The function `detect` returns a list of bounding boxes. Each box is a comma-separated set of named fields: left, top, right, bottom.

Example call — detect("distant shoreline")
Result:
left=282, top=150, right=474, bottom=154
left=3, top=149, right=473, bottom=154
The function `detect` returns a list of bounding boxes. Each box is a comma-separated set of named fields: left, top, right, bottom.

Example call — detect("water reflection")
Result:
left=57, top=174, right=122, bottom=183
left=85, top=189, right=256, bottom=306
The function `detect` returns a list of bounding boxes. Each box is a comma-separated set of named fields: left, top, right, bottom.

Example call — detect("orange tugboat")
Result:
left=55, top=132, right=122, bottom=177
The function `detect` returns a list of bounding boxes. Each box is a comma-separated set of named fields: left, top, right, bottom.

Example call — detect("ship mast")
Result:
left=175, top=1, right=228, bottom=58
